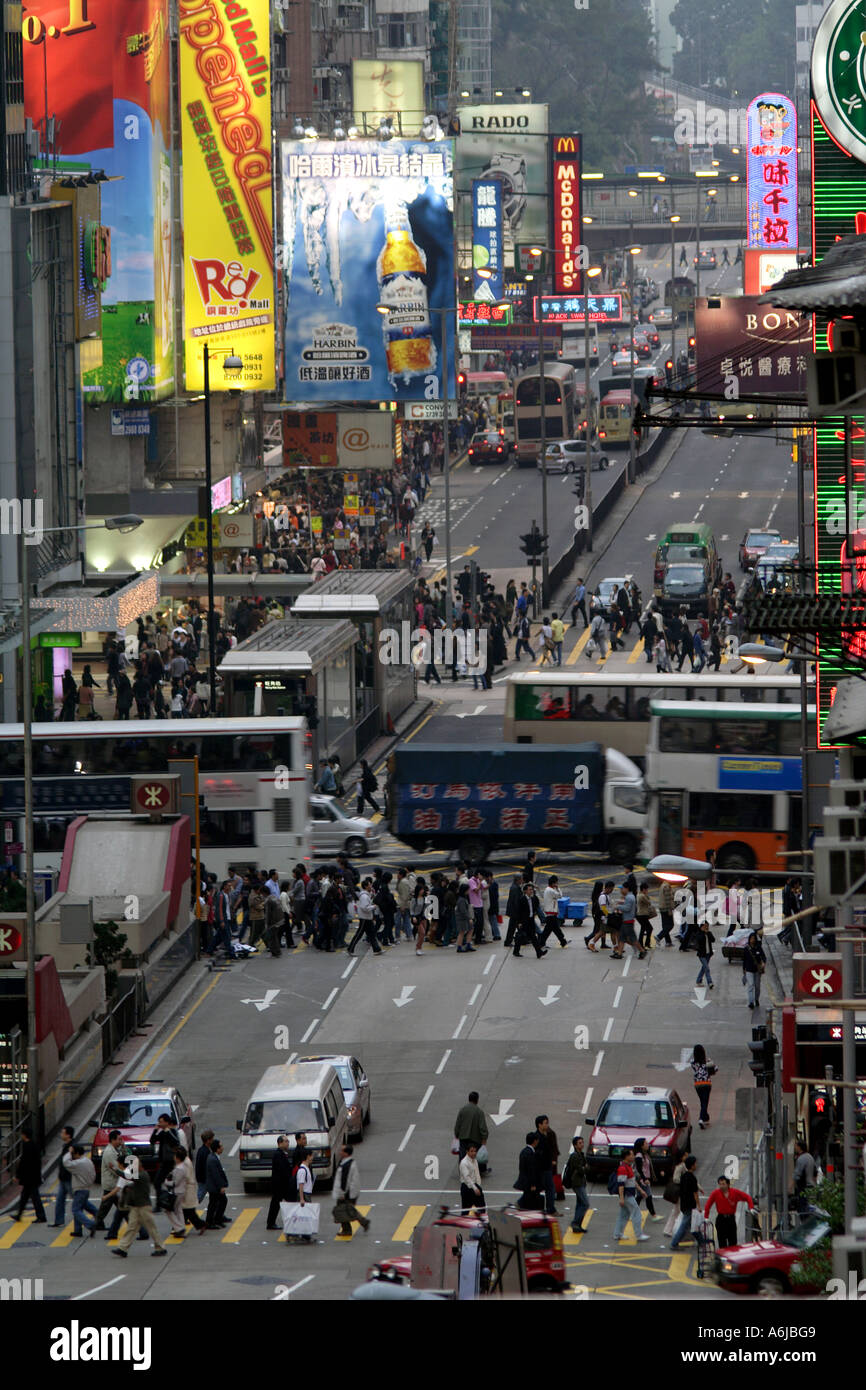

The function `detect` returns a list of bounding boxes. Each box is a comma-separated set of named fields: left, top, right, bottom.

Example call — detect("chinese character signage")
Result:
left=281, top=139, right=455, bottom=402
left=535, top=294, right=623, bottom=323
left=456, top=104, right=550, bottom=255
left=23, top=1, right=175, bottom=402
left=393, top=776, right=602, bottom=838
left=550, top=135, right=582, bottom=293
left=746, top=93, right=798, bottom=250
left=812, top=0, right=866, bottom=164
left=472, top=179, right=504, bottom=301
left=458, top=301, right=513, bottom=325
left=352, top=58, right=425, bottom=130
left=693, top=296, right=809, bottom=398
left=282, top=412, right=338, bottom=469
left=179, top=0, right=275, bottom=392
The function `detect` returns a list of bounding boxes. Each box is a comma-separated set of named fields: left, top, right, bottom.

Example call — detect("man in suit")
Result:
left=514, top=1132, right=542, bottom=1210
left=513, top=882, right=548, bottom=959
left=14, top=1126, right=47, bottom=1223
left=266, top=1135, right=296, bottom=1230
left=205, top=1139, right=230, bottom=1229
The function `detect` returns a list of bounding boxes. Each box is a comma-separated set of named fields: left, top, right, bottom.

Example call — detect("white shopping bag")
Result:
left=280, top=1201, right=320, bottom=1236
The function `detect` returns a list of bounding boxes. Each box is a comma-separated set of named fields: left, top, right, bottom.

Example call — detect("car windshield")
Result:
left=333, top=1065, right=354, bottom=1090
left=598, top=1098, right=674, bottom=1127
left=244, top=1100, right=324, bottom=1134
left=667, top=545, right=707, bottom=563
left=778, top=1217, right=831, bottom=1250
left=102, top=1099, right=173, bottom=1127
left=747, top=532, right=780, bottom=547
left=665, top=566, right=704, bottom=585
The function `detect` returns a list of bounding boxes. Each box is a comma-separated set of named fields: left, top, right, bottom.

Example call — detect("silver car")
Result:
left=300, top=1053, right=371, bottom=1140
left=310, top=794, right=381, bottom=858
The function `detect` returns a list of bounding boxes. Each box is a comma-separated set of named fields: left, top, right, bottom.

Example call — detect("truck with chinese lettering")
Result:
left=386, top=743, right=646, bottom=863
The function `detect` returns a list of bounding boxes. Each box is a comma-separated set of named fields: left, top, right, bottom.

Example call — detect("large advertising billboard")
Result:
left=550, top=135, right=582, bottom=294
left=456, top=103, right=549, bottom=255
left=352, top=58, right=425, bottom=131
left=23, top=1, right=175, bottom=403
left=178, top=0, right=275, bottom=393
left=472, top=178, right=504, bottom=301
left=694, top=295, right=809, bottom=398
left=281, top=139, right=455, bottom=402
left=746, top=93, right=798, bottom=251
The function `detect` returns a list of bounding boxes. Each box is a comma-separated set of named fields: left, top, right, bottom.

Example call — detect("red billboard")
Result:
left=550, top=135, right=582, bottom=295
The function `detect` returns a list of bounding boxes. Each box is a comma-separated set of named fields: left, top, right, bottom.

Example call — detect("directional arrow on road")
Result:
left=393, top=985, right=416, bottom=1008
left=454, top=705, right=487, bottom=718
left=672, top=1046, right=694, bottom=1071
left=670, top=491, right=681, bottom=499
left=692, top=986, right=711, bottom=1009
left=241, top=989, right=281, bottom=1012
left=539, top=984, right=560, bottom=1007
left=489, top=1099, right=515, bottom=1126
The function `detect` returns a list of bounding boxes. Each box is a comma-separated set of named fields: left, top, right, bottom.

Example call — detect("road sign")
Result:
left=131, top=776, right=180, bottom=815
left=403, top=401, right=458, bottom=421
left=793, top=953, right=843, bottom=1000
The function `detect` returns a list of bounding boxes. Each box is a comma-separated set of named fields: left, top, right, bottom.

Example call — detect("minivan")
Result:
left=237, top=1060, right=349, bottom=1192
left=653, top=522, right=721, bottom=587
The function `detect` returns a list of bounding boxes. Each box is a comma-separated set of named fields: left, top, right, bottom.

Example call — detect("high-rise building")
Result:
left=456, top=0, right=491, bottom=97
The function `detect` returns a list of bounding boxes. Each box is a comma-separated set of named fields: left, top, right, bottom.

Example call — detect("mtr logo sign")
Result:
left=550, top=134, right=582, bottom=295
left=793, top=953, right=843, bottom=1000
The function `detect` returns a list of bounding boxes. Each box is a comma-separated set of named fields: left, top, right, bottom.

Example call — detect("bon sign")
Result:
left=793, top=953, right=843, bottom=1000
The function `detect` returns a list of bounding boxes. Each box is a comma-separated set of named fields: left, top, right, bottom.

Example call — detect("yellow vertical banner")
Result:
left=178, top=0, right=275, bottom=391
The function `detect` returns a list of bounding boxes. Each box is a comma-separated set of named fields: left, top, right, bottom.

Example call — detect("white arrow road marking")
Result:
left=393, top=985, right=416, bottom=1008
left=738, top=491, right=749, bottom=499
left=490, top=1099, right=515, bottom=1126
left=673, top=1046, right=693, bottom=1071
left=670, top=491, right=681, bottom=498
left=692, top=986, right=711, bottom=1009
left=454, top=705, right=487, bottom=718
left=539, top=984, right=560, bottom=1006
left=240, top=989, right=280, bottom=1012
left=645, top=534, right=657, bottom=541
left=504, top=1056, right=523, bottom=1065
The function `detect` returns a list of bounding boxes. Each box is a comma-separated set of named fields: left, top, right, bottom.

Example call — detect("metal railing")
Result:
left=99, top=978, right=148, bottom=1067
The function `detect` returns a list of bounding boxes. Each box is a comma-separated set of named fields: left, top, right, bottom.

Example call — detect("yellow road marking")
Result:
left=51, top=1222, right=77, bottom=1248
left=567, top=627, right=591, bottom=664
left=464, top=545, right=479, bottom=556
left=392, top=1205, right=427, bottom=1242
left=403, top=708, right=438, bottom=744
left=222, top=1207, right=261, bottom=1244
left=562, top=1208, right=594, bottom=1245
left=0, top=1214, right=36, bottom=1248
left=334, top=1204, right=372, bottom=1239
left=138, top=969, right=225, bottom=1080
left=614, top=1208, right=648, bottom=1244
left=627, top=638, right=645, bottom=664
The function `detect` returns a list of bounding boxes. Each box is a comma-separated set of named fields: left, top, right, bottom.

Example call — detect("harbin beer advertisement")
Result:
left=22, top=0, right=175, bottom=403
left=281, top=139, right=455, bottom=402
left=179, top=0, right=275, bottom=392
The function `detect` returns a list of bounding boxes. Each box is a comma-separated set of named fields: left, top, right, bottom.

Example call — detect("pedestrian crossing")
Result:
left=0, top=1202, right=606, bottom=1248
left=558, top=625, right=739, bottom=669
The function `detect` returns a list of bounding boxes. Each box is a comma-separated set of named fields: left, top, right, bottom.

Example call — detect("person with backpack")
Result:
left=612, top=1151, right=649, bottom=1242
left=691, top=1043, right=717, bottom=1129
left=110, top=1155, right=167, bottom=1257
left=514, top=610, right=535, bottom=661
left=266, top=1134, right=297, bottom=1231
left=562, top=1135, right=591, bottom=1233
left=356, top=760, right=380, bottom=816
left=333, top=1143, right=370, bottom=1237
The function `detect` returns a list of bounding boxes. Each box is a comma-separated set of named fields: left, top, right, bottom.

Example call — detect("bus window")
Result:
left=658, top=718, right=713, bottom=752
left=778, top=720, right=803, bottom=755
left=538, top=690, right=573, bottom=720
left=633, top=697, right=652, bottom=721
left=690, top=792, right=773, bottom=832
left=658, top=792, right=683, bottom=854
left=576, top=693, right=605, bottom=721
left=713, top=720, right=776, bottom=755
left=605, top=695, right=627, bottom=721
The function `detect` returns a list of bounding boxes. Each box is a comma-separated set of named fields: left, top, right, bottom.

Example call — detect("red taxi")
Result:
left=90, top=1080, right=195, bottom=1179
left=368, top=1206, right=568, bottom=1294
left=713, top=1213, right=831, bottom=1296
left=586, top=1085, right=691, bottom=1182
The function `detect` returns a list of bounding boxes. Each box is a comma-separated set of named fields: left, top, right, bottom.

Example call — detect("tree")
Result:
left=670, top=0, right=794, bottom=99
left=492, top=0, right=656, bottom=169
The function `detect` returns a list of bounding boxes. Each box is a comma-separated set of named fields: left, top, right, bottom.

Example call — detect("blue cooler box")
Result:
left=557, top=899, right=588, bottom=921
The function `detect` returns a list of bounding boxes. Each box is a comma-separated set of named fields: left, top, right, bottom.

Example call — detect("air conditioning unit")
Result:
left=814, top=836, right=866, bottom=904
left=827, top=780, right=866, bottom=811
left=823, top=806, right=866, bottom=841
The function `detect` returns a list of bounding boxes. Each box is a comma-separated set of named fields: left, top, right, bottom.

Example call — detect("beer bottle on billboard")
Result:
left=377, top=209, right=436, bottom=383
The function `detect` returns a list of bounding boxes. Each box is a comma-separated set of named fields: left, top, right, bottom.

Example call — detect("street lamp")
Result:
left=669, top=214, right=681, bottom=369
left=626, top=244, right=641, bottom=485
left=647, top=854, right=715, bottom=883
left=202, top=345, right=244, bottom=714
left=18, top=512, right=143, bottom=1138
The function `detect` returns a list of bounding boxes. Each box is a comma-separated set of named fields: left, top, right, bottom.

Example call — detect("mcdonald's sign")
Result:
left=550, top=133, right=582, bottom=294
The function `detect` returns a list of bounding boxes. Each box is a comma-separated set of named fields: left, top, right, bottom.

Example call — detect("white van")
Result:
left=237, top=1060, right=349, bottom=1192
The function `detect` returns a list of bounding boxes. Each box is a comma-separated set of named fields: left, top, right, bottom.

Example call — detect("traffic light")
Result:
left=519, top=529, right=548, bottom=558
left=664, top=359, right=674, bottom=385
left=457, top=371, right=467, bottom=396
left=747, top=1025, right=778, bottom=1087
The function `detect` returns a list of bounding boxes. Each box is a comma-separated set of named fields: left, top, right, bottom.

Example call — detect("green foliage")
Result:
left=790, top=1178, right=866, bottom=1290
left=491, top=0, right=656, bottom=169
left=670, top=0, right=795, bottom=100
left=86, top=919, right=129, bottom=1000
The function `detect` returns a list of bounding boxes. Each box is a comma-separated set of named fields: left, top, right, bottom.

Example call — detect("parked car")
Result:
left=713, top=1213, right=831, bottom=1296
left=537, top=438, right=610, bottom=473
left=467, top=429, right=509, bottom=464
left=739, top=528, right=782, bottom=571
left=299, top=1053, right=371, bottom=1139
left=310, top=794, right=381, bottom=858
left=586, top=1084, right=691, bottom=1182
left=91, top=1081, right=195, bottom=1178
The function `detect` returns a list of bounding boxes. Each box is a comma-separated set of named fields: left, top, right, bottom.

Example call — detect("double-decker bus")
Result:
left=503, top=671, right=806, bottom=765
left=513, top=361, right=577, bottom=465
left=0, top=718, right=311, bottom=883
left=641, top=700, right=822, bottom=871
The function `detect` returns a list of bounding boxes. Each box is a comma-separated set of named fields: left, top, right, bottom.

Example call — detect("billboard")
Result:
left=456, top=103, right=549, bottom=253
left=694, top=296, right=809, bottom=398
left=178, top=0, right=275, bottom=393
left=336, top=412, right=393, bottom=470
left=352, top=58, right=425, bottom=131
left=472, top=179, right=504, bottom=301
left=459, top=301, right=512, bottom=325
left=281, top=139, right=455, bottom=402
left=50, top=181, right=106, bottom=341
left=746, top=93, right=798, bottom=250
left=23, top=0, right=175, bottom=403
left=550, top=135, right=582, bottom=294
left=743, top=248, right=799, bottom=296
left=535, top=294, right=623, bottom=323
left=282, top=412, right=338, bottom=469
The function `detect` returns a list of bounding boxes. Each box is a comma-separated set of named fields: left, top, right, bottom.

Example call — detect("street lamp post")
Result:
left=669, top=213, right=681, bottom=372
left=583, top=265, right=603, bottom=551
left=538, top=296, right=549, bottom=601
left=626, top=239, right=641, bottom=486
left=19, top=512, right=143, bottom=1136
left=202, top=345, right=244, bottom=714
